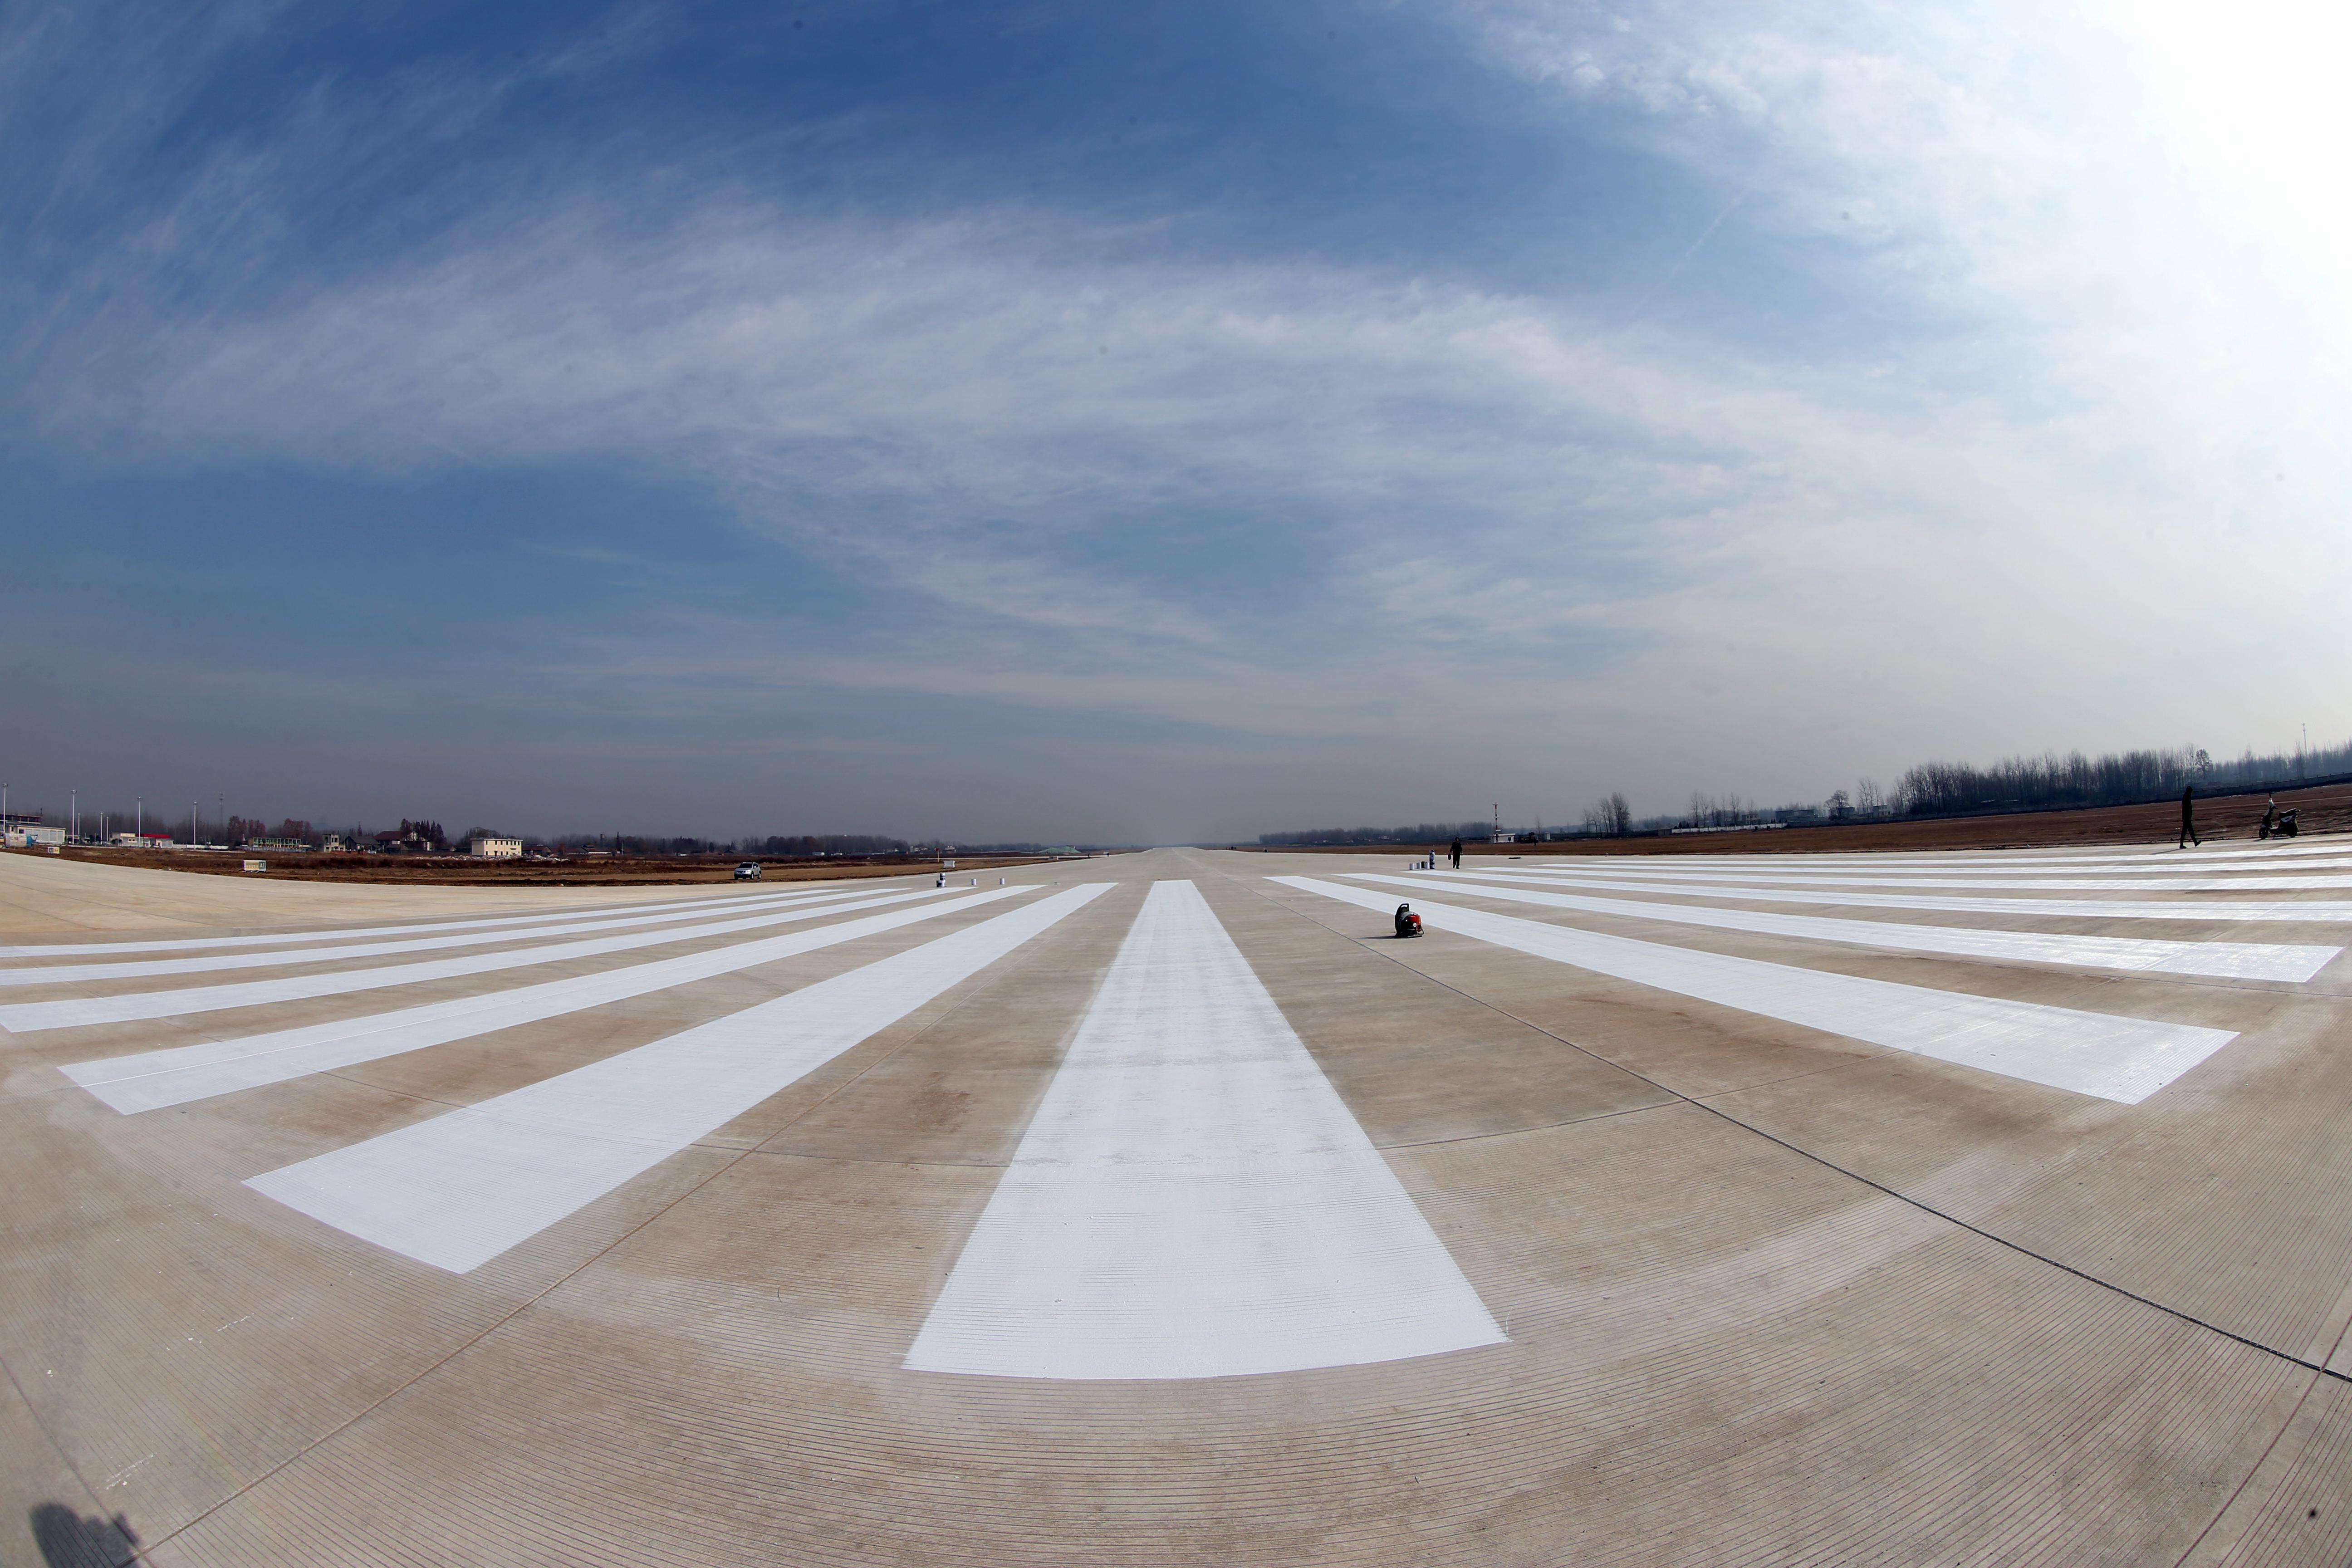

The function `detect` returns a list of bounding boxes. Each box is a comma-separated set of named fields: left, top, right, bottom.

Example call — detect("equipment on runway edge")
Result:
left=1394, top=903, right=1424, bottom=938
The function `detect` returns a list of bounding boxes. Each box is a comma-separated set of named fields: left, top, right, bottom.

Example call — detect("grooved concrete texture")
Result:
left=7, top=844, right=2352, bottom=1565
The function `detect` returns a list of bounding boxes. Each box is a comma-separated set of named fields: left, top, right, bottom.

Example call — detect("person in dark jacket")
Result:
left=1449, top=837, right=1462, bottom=871
left=2179, top=785, right=2200, bottom=848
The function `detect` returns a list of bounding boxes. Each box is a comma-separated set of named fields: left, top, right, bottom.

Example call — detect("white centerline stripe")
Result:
left=0, top=886, right=875, bottom=985
left=905, top=880, right=1504, bottom=1381
left=3, top=887, right=947, bottom=1032
left=246, top=885, right=1113, bottom=1274
left=61, top=886, right=1038, bottom=1114
left=1274, top=877, right=2234, bottom=1105
left=1346, top=873, right=2341, bottom=981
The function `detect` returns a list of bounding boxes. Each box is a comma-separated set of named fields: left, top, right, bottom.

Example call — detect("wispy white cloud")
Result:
left=35, top=166, right=2339, bottom=777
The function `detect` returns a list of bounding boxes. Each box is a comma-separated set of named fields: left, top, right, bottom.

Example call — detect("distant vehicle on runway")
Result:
left=733, top=861, right=762, bottom=880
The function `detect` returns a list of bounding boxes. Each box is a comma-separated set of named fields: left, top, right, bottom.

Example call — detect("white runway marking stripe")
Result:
left=1485, top=867, right=2352, bottom=893
left=1275, top=878, right=2234, bottom=1105
left=1348, top=873, right=2341, bottom=981
left=1541, top=858, right=2352, bottom=882
left=1518, top=843, right=2352, bottom=871
left=905, top=880, right=1504, bottom=1381
left=0, top=885, right=832, bottom=959
left=62, top=886, right=1037, bottom=1114
left=1430, top=869, right=2352, bottom=925
left=246, top=885, right=1112, bottom=1274
left=3, top=887, right=947, bottom=1032
left=0, top=886, right=878, bottom=985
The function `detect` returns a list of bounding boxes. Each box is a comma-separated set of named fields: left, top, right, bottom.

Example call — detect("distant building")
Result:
left=9, top=826, right=66, bottom=848
left=470, top=836, right=523, bottom=859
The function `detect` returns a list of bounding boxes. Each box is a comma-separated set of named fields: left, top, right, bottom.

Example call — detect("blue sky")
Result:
left=4, top=0, right=2347, bottom=843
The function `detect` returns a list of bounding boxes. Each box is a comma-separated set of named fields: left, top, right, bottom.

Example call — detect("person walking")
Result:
left=2179, top=784, right=2200, bottom=848
left=1449, top=837, right=1462, bottom=871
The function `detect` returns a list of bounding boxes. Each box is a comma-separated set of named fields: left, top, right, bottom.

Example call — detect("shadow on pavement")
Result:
left=27, top=1504, right=142, bottom=1568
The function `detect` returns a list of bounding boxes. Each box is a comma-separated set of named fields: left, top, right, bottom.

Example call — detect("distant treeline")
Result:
left=1256, top=820, right=1493, bottom=847
left=1252, top=733, right=2351, bottom=848
left=1893, top=738, right=2352, bottom=817
left=748, top=834, right=911, bottom=857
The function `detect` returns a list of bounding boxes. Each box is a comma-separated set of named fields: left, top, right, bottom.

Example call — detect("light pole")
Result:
left=137, top=798, right=142, bottom=839
left=71, top=790, right=77, bottom=844
left=191, top=799, right=198, bottom=848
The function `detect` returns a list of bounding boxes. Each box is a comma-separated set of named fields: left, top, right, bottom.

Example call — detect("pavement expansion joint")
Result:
left=15, top=843, right=2352, bottom=1562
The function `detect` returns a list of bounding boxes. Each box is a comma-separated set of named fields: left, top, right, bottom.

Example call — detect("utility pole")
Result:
left=1492, top=802, right=1499, bottom=841
left=71, top=790, right=76, bottom=844
left=137, top=798, right=142, bottom=838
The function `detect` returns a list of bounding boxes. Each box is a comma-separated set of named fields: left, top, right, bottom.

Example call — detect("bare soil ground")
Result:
left=0, top=848, right=1075, bottom=887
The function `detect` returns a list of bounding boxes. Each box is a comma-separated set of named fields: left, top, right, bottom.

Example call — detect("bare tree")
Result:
left=1584, top=793, right=1634, bottom=836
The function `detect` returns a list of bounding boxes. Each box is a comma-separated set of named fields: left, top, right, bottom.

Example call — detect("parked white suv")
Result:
left=732, top=861, right=762, bottom=881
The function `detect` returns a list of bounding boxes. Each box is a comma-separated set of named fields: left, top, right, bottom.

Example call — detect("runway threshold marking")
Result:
left=59, top=886, right=1039, bottom=1114
left=0, top=884, right=826, bottom=960
left=1347, top=872, right=2342, bottom=981
left=904, top=879, right=1504, bottom=1381
left=3, top=887, right=948, bottom=1032
left=1514, top=846, right=2352, bottom=870
left=1275, top=877, right=2235, bottom=1104
left=1479, top=867, right=2352, bottom=893
left=0, top=885, right=873, bottom=986
left=245, top=885, right=1112, bottom=1274
left=1432, top=868, right=2352, bottom=925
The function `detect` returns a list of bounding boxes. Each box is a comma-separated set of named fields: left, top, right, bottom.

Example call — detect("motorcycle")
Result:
left=1394, top=903, right=1424, bottom=938
left=2259, top=801, right=2300, bottom=840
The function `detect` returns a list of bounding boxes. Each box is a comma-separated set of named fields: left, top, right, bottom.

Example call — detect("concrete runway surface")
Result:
left=9, top=842, right=2352, bottom=1565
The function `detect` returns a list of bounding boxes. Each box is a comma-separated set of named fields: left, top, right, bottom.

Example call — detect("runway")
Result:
left=8, top=842, right=2352, bottom=1564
